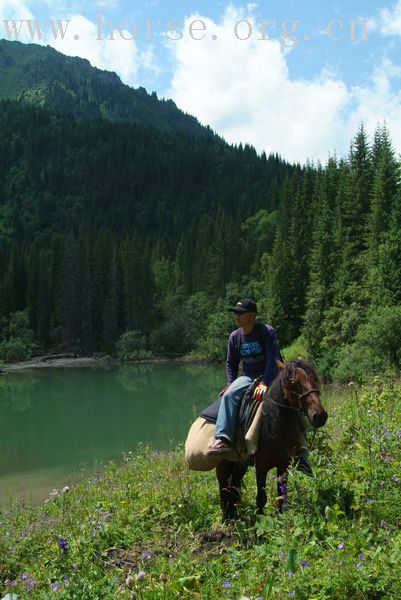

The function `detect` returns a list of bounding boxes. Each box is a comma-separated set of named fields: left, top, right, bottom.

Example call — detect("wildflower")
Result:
left=223, top=581, right=231, bottom=588
left=370, top=434, right=378, bottom=441
left=58, top=537, right=68, bottom=554
left=50, top=582, right=60, bottom=591
left=141, top=550, right=153, bottom=560
left=337, top=543, right=344, bottom=550
left=287, top=570, right=293, bottom=577
left=338, top=560, right=344, bottom=567
left=391, top=475, right=399, bottom=482
left=137, top=571, right=146, bottom=581
left=26, top=578, right=37, bottom=592
left=396, top=429, right=401, bottom=438
left=125, top=575, right=133, bottom=587
left=279, top=551, right=286, bottom=559
left=358, top=553, right=365, bottom=560
left=289, top=591, right=295, bottom=597
left=300, top=560, right=308, bottom=568
left=63, top=576, right=69, bottom=584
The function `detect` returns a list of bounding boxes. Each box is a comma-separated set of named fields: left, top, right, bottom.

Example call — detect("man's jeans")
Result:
left=215, top=375, right=252, bottom=444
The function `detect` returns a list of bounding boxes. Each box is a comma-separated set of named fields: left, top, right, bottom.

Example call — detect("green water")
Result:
left=0, top=363, right=224, bottom=505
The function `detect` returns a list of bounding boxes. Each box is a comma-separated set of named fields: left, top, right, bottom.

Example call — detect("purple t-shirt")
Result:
left=226, top=323, right=280, bottom=387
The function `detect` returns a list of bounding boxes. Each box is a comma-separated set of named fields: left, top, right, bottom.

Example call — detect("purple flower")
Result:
left=63, top=576, right=69, bottom=584
left=141, top=550, right=153, bottom=560
left=50, top=582, right=60, bottom=591
left=137, top=571, right=146, bottom=581
left=300, top=560, right=308, bottom=568
left=287, top=570, right=293, bottom=577
left=358, top=553, right=365, bottom=560
left=289, top=591, right=295, bottom=598
left=391, top=475, right=399, bottom=482
left=279, top=551, right=286, bottom=559
left=26, top=579, right=36, bottom=593
left=371, top=434, right=378, bottom=441
left=396, top=429, right=401, bottom=438
left=337, top=543, right=344, bottom=550
left=223, top=581, right=231, bottom=588
left=58, top=537, right=68, bottom=554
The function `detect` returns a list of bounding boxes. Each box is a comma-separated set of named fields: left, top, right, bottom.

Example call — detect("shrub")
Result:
left=281, top=336, right=308, bottom=361
left=333, top=305, right=401, bottom=382
left=0, top=338, right=33, bottom=362
left=115, top=330, right=152, bottom=361
left=0, top=311, right=37, bottom=362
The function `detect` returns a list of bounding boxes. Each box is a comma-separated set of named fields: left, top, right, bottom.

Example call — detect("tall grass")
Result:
left=1, top=379, right=400, bottom=599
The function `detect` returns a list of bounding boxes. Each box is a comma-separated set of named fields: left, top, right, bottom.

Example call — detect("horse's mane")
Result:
left=262, top=358, right=319, bottom=441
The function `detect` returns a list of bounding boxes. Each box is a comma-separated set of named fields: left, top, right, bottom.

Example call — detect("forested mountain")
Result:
left=0, top=39, right=400, bottom=382
left=0, top=39, right=213, bottom=138
left=0, top=98, right=293, bottom=358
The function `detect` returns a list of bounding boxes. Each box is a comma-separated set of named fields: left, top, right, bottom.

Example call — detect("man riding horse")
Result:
left=208, top=297, right=312, bottom=475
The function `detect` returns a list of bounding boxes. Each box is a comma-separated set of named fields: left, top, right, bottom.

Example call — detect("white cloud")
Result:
left=0, top=0, right=34, bottom=21
left=380, top=0, right=401, bottom=35
left=167, top=6, right=401, bottom=163
left=50, top=13, right=139, bottom=84
left=0, top=0, right=154, bottom=86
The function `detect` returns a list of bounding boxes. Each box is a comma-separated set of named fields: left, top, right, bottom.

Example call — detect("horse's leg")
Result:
left=255, top=455, right=269, bottom=514
left=276, top=465, right=288, bottom=513
left=216, top=460, right=234, bottom=522
left=216, top=461, right=247, bottom=521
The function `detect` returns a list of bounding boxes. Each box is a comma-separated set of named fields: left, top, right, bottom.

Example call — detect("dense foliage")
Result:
left=0, top=40, right=400, bottom=380
left=1, top=381, right=400, bottom=598
left=0, top=98, right=291, bottom=358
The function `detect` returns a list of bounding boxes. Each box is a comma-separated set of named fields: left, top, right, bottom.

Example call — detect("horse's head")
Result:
left=281, top=358, right=328, bottom=428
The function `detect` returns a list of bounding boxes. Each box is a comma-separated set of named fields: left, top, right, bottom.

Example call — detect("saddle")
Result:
left=200, top=377, right=262, bottom=437
left=184, top=379, right=264, bottom=471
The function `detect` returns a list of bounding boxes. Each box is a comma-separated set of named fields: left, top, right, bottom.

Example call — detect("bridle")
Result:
left=264, top=385, right=321, bottom=415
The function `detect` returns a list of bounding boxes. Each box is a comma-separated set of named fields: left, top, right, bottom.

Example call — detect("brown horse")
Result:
left=216, top=358, right=328, bottom=520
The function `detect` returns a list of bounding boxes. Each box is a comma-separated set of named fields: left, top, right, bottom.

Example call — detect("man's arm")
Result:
left=226, top=331, right=240, bottom=385
left=261, top=326, right=280, bottom=386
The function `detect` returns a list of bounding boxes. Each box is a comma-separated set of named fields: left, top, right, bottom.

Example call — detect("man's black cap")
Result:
left=228, top=298, right=257, bottom=314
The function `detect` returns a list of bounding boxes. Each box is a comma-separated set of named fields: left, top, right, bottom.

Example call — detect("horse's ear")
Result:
left=276, top=359, right=285, bottom=370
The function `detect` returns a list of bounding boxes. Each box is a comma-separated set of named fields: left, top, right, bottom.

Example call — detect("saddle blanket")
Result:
left=184, top=400, right=265, bottom=471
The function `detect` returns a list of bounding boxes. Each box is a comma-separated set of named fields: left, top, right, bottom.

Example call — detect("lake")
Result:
left=0, top=363, right=225, bottom=506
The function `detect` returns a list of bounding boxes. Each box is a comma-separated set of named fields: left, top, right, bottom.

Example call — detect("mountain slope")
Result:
left=0, top=39, right=214, bottom=138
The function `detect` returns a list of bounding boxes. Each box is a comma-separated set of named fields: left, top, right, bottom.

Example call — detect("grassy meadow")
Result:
left=1, top=379, right=400, bottom=599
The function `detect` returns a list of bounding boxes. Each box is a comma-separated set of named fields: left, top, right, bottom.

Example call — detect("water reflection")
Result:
left=0, top=363, right=225, bottom=503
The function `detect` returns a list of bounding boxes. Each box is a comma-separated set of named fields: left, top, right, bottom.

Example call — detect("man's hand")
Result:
left=253, top=383, right=268, bottom=402
left=219, top=386, right=229, bottom=397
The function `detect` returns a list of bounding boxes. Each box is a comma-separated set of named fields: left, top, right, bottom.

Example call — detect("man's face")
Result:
left=234, top=311, right=256, bottom=329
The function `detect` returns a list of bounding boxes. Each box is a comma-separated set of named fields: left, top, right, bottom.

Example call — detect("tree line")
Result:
left=0, top=99, right=399, bottom=380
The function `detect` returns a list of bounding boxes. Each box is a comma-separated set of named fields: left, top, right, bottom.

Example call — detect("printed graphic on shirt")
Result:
left=240, top=341, right=263, bottom=358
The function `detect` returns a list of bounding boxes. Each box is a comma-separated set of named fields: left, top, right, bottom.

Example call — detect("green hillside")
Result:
left=0, top=39, right=214, bottom=138
left=0, top=39, right=400, bottom=383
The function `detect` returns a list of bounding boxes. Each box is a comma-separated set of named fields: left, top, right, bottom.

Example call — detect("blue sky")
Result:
left=1, top=0, right=401, bottom=162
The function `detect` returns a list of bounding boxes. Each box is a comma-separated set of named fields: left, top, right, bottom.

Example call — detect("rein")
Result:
left=264, top=388, right=320, bottom=414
